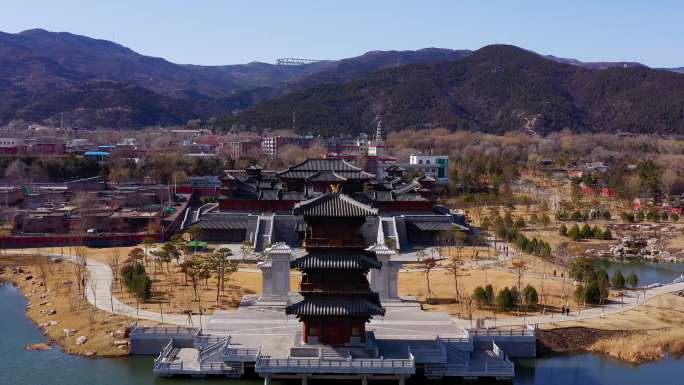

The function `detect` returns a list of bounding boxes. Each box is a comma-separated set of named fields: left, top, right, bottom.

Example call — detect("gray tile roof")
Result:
left=293, top=193, right=378, bottom=217
left=190, top=214, right=249, bottom=230
left=410, top=221, right=454, bottom=231
left=305, top=170, right=348, bottom=182
left=393, top=181, right=421, bottom=194
left=277, top=158, right=374, bottom=180
left=286, top=298, right=385, bottom=317
left=282, top=158, right=362, bottom=172
left=394, top=193, right=427, bottom=201
left=290, top=251, right=381, bottom=270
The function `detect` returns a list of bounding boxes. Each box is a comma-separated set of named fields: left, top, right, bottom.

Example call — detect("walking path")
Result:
left=16, top=250, right=684, bottom=329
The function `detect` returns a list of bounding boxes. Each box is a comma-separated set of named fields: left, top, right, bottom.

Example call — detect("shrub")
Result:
left=472, top=286, right=489, bottom=306
left=496, top=287, right=517, bottom=311
left=559, top=224, right=568, bottom=236
left=627, top=272, right=639, bottom=288
left=583, top=281, right=602, bottom=304
left=611, top=270, right=626, bottom=289
left=580, top=224, right=593, bottom=239
left=485, top=284, right=495, bottom=304
left=120, top=262, right=152, bottom=301
left=523, top=285, right=538, bottom=307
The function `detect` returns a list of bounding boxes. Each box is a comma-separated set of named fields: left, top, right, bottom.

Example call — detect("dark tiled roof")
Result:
left=277, top=158, right=374, bottom=180
left=305, top=170, right=348, bottom=182
left=259, top=189, right=279, bottom=200
left=374, top=191, right=394, bottom=202
left=385, top=165, right=406, bottom=172
left=293, top=193, right=378, bottom=217
left=281, top=191, right=307, bottom=201
left=291, top=251, right=381, bottom=270
left=282, top=158, right=362, bottom=172
left=279, top=170, right=374, bottom=180
left=415, top=175, right=436, bottom=182
left=286, top=298, right=385, bottom=317
left=410, top=221, right=454, bottom=231
left=393, top=181, right=421, bottom=194
left=394, top=193, right=427, bottom=201
left=191, top=214, right=248, bottom=230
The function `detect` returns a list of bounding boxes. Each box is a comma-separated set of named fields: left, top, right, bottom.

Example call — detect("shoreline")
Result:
left=4, top=253, right=684, bottom=365
left=540, top=292, right=684, bottom=363
left=0, top=255, right=154, bottom=358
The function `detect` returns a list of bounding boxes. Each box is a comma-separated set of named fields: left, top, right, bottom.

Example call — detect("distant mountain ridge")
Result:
left=225, top=45, right=684, bottom=136
left=1, top=28, right=683, bottom=131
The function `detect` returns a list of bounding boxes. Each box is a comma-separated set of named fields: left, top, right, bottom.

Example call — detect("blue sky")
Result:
left=2, top=0, right=682, bottom=67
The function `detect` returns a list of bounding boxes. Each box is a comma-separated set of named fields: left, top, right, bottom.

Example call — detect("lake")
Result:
left=2, top=279, right=684, bottom=385
left=598, top=259, right=684, bottom=286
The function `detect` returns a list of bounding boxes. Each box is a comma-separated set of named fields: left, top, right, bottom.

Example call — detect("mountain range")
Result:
left=1, top=28, right=684, bottom=134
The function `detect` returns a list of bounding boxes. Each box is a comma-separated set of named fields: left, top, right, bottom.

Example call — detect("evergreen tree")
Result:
left=568, top=224, right=581, bottom=241
left=496, top=287, right=517, bottom=311
left=485, top=284, right=495, bottom=305
left=580, top=223, right=592, bottom=239
left=611, top=270, right=626, bottom=289
left=472, top=286, right=489, bottom=307
left=523, top=285, right=539, bottom=308
left=583, top=281, right=602, bottom=304
left=627, top=272, right=639, bottom=289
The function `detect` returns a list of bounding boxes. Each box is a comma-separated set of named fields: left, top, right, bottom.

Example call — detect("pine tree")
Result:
left=611, top=270, right=626, bottom=289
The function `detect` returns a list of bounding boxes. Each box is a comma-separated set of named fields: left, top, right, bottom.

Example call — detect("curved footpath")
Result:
left=15, top=250, right=684, bottom=329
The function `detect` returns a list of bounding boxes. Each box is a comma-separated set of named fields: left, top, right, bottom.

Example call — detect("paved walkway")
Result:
left=16, top=250, right=684, bottom=329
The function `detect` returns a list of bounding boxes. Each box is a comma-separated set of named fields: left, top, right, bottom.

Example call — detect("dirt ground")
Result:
left=0, top=254, right=158, bottom=357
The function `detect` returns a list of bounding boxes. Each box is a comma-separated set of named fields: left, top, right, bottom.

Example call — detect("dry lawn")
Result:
left=0, top=255, right=157, bottom=357
left=543, top=294, right=684, bottom=363
left=113, top=262, right=301, bottom=314
left=398, top=267, right=575, bottom=319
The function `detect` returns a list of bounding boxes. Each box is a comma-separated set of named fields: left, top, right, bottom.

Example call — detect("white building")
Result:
left=409, top=154, right=449, bottom=182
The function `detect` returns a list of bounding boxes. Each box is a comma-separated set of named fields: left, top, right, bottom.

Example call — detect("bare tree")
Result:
left=418, top=248, right=437, bottom=303
left=208, top=248, right=239, bottom=306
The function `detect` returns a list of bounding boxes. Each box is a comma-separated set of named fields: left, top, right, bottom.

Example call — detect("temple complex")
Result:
left=148, top=191, right=530, bottom=383
left=184, top=158, right=471, bottom=252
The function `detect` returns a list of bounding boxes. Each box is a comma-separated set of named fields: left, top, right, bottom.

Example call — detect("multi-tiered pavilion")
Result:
left=287, top=192, right=384, bottom=346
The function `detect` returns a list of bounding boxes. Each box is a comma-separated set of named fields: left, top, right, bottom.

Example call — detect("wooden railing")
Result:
left=300, top=282, right=371, bottom=293
left=303, top=238, right=367, bottom=248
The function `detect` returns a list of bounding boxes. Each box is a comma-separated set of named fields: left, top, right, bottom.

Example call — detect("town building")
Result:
left=409, top=154, right=449, bottom=182
left=0, top=138, right=26, bottom=155
left=261, top=135, right=315, bottom=158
